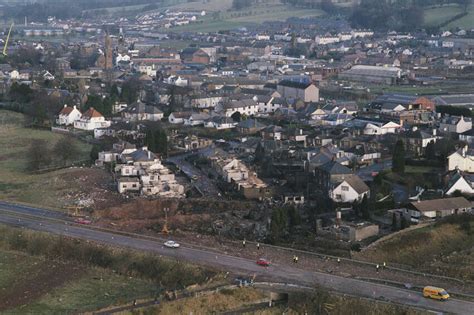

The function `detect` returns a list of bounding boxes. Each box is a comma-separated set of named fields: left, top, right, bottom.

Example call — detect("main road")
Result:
left=0, top=202, right=473, bottom=314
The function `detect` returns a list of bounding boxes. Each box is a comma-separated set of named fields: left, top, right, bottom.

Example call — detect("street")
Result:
left=167, top=152, right=221, bottom=197
left=0, top=203, right=473, bottom=314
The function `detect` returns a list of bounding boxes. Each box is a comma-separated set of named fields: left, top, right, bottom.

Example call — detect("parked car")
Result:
left=256, top=258, right=270, bottom=267
left=164, top=240, right=180, bottom=248
left=74, top=218, right=92, bottom=225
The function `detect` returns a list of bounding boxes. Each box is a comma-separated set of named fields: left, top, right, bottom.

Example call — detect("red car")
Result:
left=74, top=218, right=92, bottom=225
left=256, top=258, right=271, bottom=267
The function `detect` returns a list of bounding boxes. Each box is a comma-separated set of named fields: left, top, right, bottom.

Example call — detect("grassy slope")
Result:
left=0, top=110, right=91, bottom=208
left=0, top=250, right=158, bottom=314
left=355, top=221, right=474, bottom=280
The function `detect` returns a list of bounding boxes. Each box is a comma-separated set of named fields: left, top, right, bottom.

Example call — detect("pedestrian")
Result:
left=257, top=243, right=260, bottom=250
left=376, top=264, right=380, bottom=273
left=295, top=256, right=298, bottom=264
left=242, top=239, right=246, bottom=248
left=383, top=262, right=386, bottom=269
left=133, top=299, right=137, bottom=306
left=337, top=258, right=341, bottom=263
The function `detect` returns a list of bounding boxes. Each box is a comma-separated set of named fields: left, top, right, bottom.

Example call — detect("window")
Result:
left=341, top=186, right=349, bottom=191
left=132, top=184, right=137, bottom=188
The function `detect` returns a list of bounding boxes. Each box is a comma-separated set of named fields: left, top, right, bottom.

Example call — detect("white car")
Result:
left=164, top=240, right=180, bottom=248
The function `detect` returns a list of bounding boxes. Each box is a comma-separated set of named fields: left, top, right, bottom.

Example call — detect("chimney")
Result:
left=462, top=145, right=467, bottom=158
left=432, top=129, right=437, bottom=136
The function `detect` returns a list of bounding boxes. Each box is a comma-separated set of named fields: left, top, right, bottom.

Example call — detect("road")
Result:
left=0, top=203, right=473, bottom=314
left=167, top=152, right=221, bottom=197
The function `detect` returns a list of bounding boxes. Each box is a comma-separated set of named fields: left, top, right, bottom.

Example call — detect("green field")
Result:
left=0, top=249, right=158, bottom=314
left=423, top=4, right=474, bottom=30
left=0, top=110, right=92, bottom=208
left=424, top=5, right=463, bottom=27
left=167, top=6, right=324, bottom=32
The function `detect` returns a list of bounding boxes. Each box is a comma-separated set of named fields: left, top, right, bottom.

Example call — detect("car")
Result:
left=74, top=218, right=92, bottom=225
left=256, top=258, right=270, bottom=267
left=164, top=240, right=180, bottom=248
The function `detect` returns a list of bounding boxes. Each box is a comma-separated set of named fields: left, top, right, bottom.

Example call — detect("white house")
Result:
left=57, top=105, right=82, bottom=126
left=330, top=175, right=370, bottom=203
left=447, top=146, right=474, bottom=172
left=184, top=112, right=210, bottom=126
left=446, top=172, right=474, bottom=196
left=216, top=99, right=259, bottom=117
left=74, top=108, right=111, bottom=131
left=168, top=111, right=192, bottom=124
left=205, top=116, right=237, bottom=130
left=363, top=121, right=401, bottom=135
left=439, top=116, right=472, bottom=134
left=122, top=101, right=164, bottom=122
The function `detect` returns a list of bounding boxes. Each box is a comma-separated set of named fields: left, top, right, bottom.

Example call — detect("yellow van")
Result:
left=423, top=286, right=450, bottom=301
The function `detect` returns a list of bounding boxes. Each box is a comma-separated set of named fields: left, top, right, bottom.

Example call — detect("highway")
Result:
left=0, top=202, right=473, bottom=314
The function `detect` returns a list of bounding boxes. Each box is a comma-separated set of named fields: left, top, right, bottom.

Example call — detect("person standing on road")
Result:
left=257, top=243, right=260, bottom=250
left=242, top=239, right=246, bottom=248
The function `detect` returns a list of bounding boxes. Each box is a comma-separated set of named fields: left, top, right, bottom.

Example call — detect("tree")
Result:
left=53, top=137, right=79, bottom=166
left=27, top=140, right=51, bottom=171
left=231, top=111, right=241, bottom=122
left=425, top=140, right=436, bottom=160
left=360, top=195, right=371, bottom=220
left=392, top=140, right=406, bottom=173
left=90, top=144, right=101, bottom=161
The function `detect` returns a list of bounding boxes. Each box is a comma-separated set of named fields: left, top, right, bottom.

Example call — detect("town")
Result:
left=0, top=0, right=473, bottom=314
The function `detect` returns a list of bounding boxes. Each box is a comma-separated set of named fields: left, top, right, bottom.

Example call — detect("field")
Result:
left=166, top=5, right=324, bottom=33
left=423, top=5, right=464, bottom=27
left=355, top=218, right=474, bottom=280
left=0, top=110, right=97, bottom=209
left=423, top=4, right=474, bottom=30
left=0, top=250, right=159, bottom=314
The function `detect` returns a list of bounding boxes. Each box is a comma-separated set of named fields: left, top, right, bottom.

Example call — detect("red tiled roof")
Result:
left=82, top=107, right=103, bottom=119
left=59, top=106, right=74, bottom=115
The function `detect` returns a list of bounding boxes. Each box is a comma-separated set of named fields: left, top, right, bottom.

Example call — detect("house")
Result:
left=408, top=197, right=471, bottom=219
left=439, top=115, right=472, bottom=134
left=447, top=145, right=474, bottom=172
left=330, top=175, right=370, bottom=203
left=211, top=158, right=249, bottom=183
left=184, top=112, right=210, bottom=126
left=122, top=101, right=164, bottom=122
left=74, top=108, right=111, bottom=131
left=237, top=119, right=266, bottom=134
left=363, top=121, right=401, bottom=135
left=168, top=111, right=192, bottom=124
left=445, top=171, right=474, bottom=196
left=115, top=147, right=184, bottom=197
left=276, top=80, right=319, bottom=103
left=205, top=116, right=237, bottom=129
left=216, top=99, right=259, bottom=117
left=209, top=155, right=268, bottom=199
left=117, top=177, right=141, bottom=194
left=57, top=105, right=82, bottom=126
left=314, top=161, right=353, bottom=192
left=402, top=127, right=437, bottom=156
